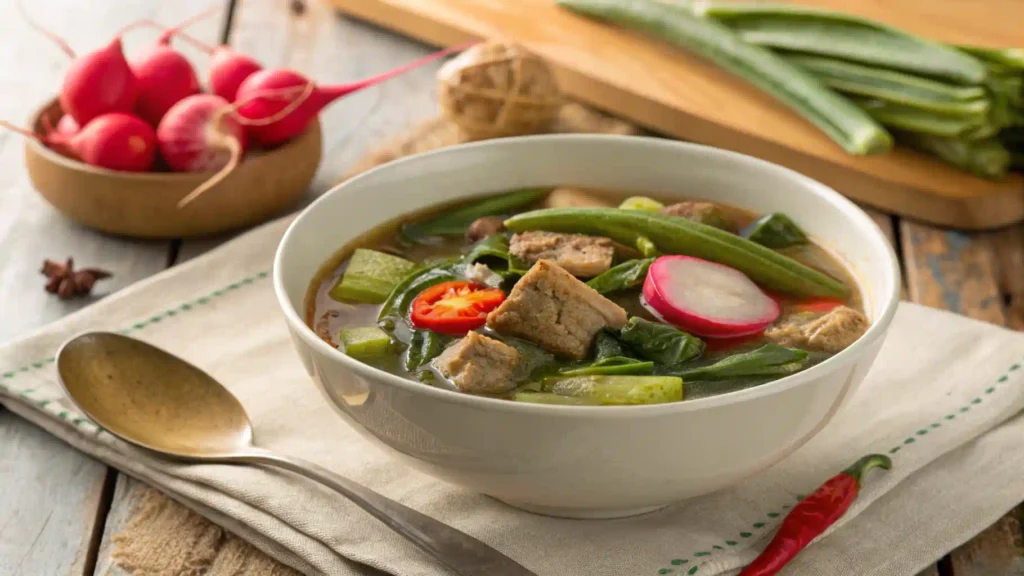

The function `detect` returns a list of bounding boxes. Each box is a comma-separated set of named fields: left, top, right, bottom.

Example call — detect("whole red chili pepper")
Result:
left=738, top=454, right=892, bottom=576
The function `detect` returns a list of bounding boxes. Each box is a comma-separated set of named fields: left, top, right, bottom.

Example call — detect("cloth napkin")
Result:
left=3, top=215, right=1024, bottom=576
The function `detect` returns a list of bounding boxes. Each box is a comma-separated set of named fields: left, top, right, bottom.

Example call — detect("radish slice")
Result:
left=643, top=255, right=780, bottom=338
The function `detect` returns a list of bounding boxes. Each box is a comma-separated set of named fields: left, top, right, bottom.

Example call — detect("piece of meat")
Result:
left=660, top=201, right=736, bottom=232
left=466, top=216, right=505, bottom=242
left=510, top=231, right=615, bottom=277
left=765, top=305, right=868, bottom=353
left=486, top=260, right=628, bottom=359
left=433, top=331, right=521, bottom=394
left=543, top=187, right=614, bottom=209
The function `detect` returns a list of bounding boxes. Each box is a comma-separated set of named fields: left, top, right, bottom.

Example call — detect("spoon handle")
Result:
left=234, top=448, right=538, bottom=576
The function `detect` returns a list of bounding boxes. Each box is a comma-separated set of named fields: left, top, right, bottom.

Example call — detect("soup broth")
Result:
left=307, top=187, right=865, bottom=405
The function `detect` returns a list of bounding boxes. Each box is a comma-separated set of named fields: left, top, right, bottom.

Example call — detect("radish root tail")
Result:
left=176, top=112, right=243, bottom=209
left=0, top=120, right=44, bottom=142
left=17, top=0, right=75, bottom=58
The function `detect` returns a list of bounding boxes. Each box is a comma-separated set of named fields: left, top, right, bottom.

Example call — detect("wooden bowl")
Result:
left=24, top=99, right=322, bottom=239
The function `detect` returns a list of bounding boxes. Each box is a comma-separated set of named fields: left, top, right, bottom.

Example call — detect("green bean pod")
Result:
left=694, top=2, right=987, bottom=85
left=505, top=208, right=850, bottom=297
left=898, top=133, right=1011, bottom=179
left=557, top=0, right=892, bottom=155
left=852, top=97, right=991, bottom=138
left=787, top=55, right=989, bottom=115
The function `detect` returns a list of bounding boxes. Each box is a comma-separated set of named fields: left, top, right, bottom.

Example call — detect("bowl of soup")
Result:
left=274, top=135, right=900, bottom=518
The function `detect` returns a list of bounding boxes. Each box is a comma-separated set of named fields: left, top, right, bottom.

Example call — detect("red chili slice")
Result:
left=410, top=280, right=506, bottom=335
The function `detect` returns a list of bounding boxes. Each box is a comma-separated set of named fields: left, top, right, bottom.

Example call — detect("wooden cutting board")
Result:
left=327, top=0, right=1024, bottom=230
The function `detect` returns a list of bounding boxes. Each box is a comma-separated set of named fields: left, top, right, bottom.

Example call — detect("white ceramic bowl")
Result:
left=274, top=135, right=900, bottom=519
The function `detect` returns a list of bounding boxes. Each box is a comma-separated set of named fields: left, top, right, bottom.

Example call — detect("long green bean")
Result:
left=787, top=54, right=989, bottom=115
left=692, top=2, right=987, bottom=85
left=853, top=97, right=990, bottom=138
left=899, top=133, right=1011, bottom=179
left=505, top=208, right=849, bottom=297
left=557, top=0, right=891, bottom=155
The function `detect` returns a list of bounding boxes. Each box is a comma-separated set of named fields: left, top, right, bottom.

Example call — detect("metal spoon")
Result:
left=56, top=332, right=536, bottom=576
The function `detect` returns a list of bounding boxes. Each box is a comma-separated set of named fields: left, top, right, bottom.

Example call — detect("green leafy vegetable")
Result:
left=558, top=0, right=892, bottom=155
left=586, top=258, right=655, bottom=294
left=405, top=330, right=454, bottom=371
left=618, top=196, right=664, bottom=211
left=662, top=344, right=808, bottom=380
left=492, top=335, right=559, bottom=381
left=339, top=327, right=393, bottom=359
left=618, top=317, right=705, bottom=365
left=505, top=207, right=849, bottom=297
left=377, top=258, right=462, bottom=323
left=743, top=213, right=808, bottom=249
left=594, top=331, right=629, bottom=360
left=401, top=189, right=549, bottom=241
left=540, top=375, right=683, bottom=405
left=465, top=233, right=511, bottom=265
left=559, top=357, right=655, bottom=376
left=329, top=249, right=416, bottom=304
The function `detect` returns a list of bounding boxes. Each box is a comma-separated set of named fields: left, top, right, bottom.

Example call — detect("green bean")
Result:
left=787, top=54, right=990, bottom=115
left=957, top=46, right=1024, bottom=70
left=899, top=133, right=1011, bottom=179
left=401, top=189, right=549, bottom=241
left=694, top=2, right=987, bottom=85
left=558, top=0, right=891, bottom=155
left=852, top=97, right=991, bottom=138
left=505, top=208, right=849, bottom=297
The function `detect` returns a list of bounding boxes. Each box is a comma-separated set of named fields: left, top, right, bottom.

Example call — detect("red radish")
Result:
left=131, top=37, right=201, bottom=126
left=55, top=114, right=81, bottom=137
left=158, top=94, right=245, bottom=172
left=158, top=95, right=247, bottom=207
left=130, top=9, right=221, bottom=126
left=234, top=43, right=473, bottom=147
left=642, top=256, right=780, bottom=338
left=209, top=47, right=263, bottom=101
left=60, top=38, right=138, bottom=125
left=3, top=113, right=156, bottom=172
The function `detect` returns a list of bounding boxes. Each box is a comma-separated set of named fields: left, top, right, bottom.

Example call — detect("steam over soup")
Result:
left=306, top=188, right=866, bottom=405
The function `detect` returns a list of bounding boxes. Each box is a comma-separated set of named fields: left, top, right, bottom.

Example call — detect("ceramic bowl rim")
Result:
left=274, top=134, right=901, bottom=418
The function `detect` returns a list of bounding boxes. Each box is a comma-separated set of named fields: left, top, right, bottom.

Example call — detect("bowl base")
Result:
left=497, top=499, right=670, bottom=519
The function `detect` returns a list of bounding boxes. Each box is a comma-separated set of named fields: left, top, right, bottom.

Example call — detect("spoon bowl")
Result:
left=57, top=332, right=252, bottom=458
left=56, top=332, right=535, bottom=576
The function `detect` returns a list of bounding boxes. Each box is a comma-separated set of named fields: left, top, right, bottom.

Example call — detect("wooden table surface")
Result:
left=0, top=1, right=1020, bottom=575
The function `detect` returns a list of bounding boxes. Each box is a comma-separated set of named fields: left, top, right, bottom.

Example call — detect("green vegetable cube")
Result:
left=330, top=249, right=416, bottom=304
left=339, top=327, right=392, bottom=359
left=618, top=196, right=664, bottom=212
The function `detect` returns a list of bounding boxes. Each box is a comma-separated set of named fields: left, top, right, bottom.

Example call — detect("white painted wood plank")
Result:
left=0, top=2, right=227, bottom=575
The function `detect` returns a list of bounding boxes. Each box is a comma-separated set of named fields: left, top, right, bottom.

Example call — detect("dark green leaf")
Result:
left=559, top=357, right=655, bottom=376
left=742, top=213, right=808, bottom=249
left=490, top=334, right=559, bottom=380
left=618, top=317, right=705, bottom=365
left=405, top=330, right=454, bottom=371
left=401, top=189, right=549, bottom=242
left=377, top=259, right=462, bottom=323
left=594, top=331, right=629, bottom=361
left=663, top=344, right=808, bottom=380
left=465, top=233, right=511, bottom=265
left=587, top=258, right=655, bottom=294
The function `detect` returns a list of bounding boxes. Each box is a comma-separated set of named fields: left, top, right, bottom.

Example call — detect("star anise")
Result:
left=40, top=258, right=112, bottom=300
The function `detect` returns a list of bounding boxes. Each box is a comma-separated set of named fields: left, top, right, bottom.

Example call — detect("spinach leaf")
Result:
left=405, top=330, right=454, bottom=371
left=465, top=233, right=511, bottom=265
left=586, top=258, right=655, bottom=294
left=663, top=344, right=808, bottom=380
left=402, top=189, right=549, bottom=242
left=618, top=317, right=704, bottom=365
left=742, top=213, right=808, bottom=249
left=490, top=334, right=559, bottom=381
left=594, top=331, right=629, bottom=360
left=377, top=258, right=462, bottom=323
left=559, top=357, right=655, bottom=376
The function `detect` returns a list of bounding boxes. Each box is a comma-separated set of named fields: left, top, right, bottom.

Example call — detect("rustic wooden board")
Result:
left=325, top=0, right=1024, bottom=230
left=900, top=220, right=1024, bottom=575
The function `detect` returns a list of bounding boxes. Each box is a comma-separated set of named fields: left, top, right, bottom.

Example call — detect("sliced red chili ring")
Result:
left=410, top=280, right=506, bottom=335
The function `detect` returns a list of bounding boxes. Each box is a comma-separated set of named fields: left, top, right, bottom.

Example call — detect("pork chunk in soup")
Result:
left=308, top=188, right=867, bottom=406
